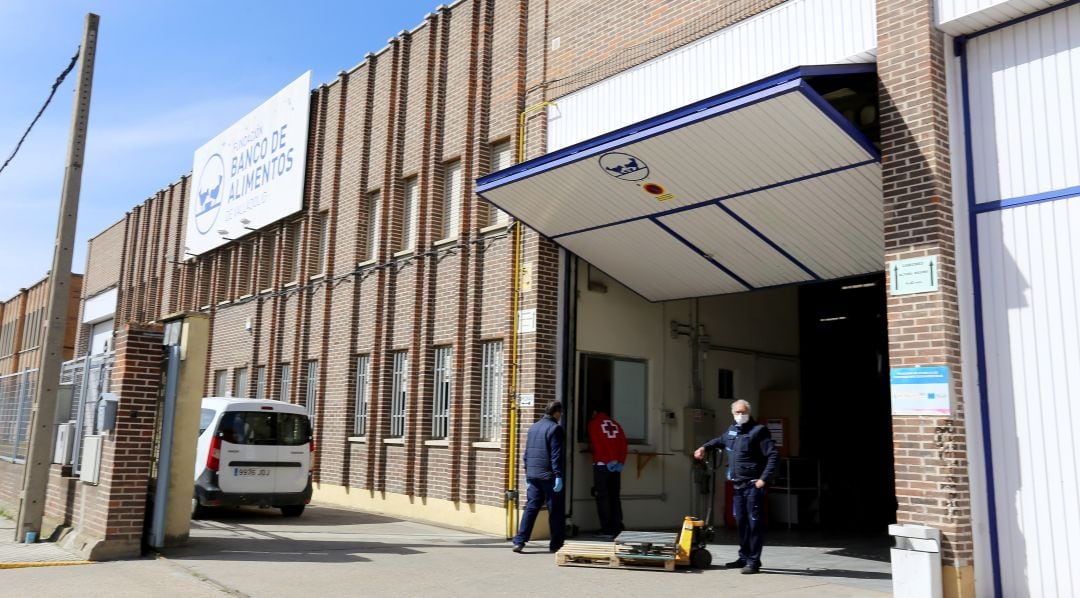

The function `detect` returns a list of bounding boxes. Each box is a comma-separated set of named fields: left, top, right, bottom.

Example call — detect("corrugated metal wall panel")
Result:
left=547, top=0, right=877, bottom=151
left=976, top=197, right=1080, bottom=598
left=937, top=0, right=1064, bottom=35
left=959, top=5, right=1080, bottom=596
left=557, top=220, right=747, bottom=301
left=966, top=3, right=1080, bottom=204
left=659, top=207, right=813, bottom=288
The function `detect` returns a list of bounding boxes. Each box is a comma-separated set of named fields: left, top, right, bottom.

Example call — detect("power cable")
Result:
left=0, top=46, right=81, bottom=177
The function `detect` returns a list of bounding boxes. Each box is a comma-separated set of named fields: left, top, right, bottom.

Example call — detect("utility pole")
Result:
left=15, top=13, right=99, bottom=543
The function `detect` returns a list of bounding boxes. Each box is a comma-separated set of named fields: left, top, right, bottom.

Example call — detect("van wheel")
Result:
left=280, top=505, right=305, bottom=518
left=191, top=497, right=208, bottom=520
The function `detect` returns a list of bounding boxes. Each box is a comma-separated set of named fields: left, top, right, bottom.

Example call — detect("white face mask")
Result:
left=733, top=413, right=750, bottom=425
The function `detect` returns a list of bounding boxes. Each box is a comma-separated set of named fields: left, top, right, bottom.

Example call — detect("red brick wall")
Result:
left=877, top=0, right=973, bottom=568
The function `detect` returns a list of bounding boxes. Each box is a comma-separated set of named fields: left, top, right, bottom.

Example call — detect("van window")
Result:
left=216, top=411, right=311, bottom=446
left=199, top=408, right=216, bottom=436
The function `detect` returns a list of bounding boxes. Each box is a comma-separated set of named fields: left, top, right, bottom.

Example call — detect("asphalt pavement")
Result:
left=1, top=504, right=892, bottom=597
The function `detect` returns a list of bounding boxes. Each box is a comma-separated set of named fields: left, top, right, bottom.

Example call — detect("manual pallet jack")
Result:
left=555, top=451, right=721, bottom=571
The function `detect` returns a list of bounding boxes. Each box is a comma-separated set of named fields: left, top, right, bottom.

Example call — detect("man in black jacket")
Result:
left=694, top=399, right=778, bottom=574
left=511, top=401, right=565, bottom=553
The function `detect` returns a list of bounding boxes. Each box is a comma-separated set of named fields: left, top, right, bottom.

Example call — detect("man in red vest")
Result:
left=588, top=410, right=628, bottom=538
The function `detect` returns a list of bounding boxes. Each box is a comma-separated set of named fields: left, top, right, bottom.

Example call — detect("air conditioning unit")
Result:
left=53, top=422, right=75, bottom=464
left=80, top=435, right=103, bottom=485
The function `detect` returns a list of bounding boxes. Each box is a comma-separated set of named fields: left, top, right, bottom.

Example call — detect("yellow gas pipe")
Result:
left=506, top=101, right=556, bottom=539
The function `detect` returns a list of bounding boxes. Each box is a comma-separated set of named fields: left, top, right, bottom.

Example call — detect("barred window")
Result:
left=487, top=142, right=512, bottom=226
left=235, top=367, right=248, bottom=398
left=432, top=346, right=452, bottom=439
left=441, top=160, right=462, bottom=240
left=480, top=341, right=504, bottom=441
left=304, top=360, right=319, bottom=418
left=214, top=369, right=228, bottom=397
left=400, top=177, right=418, bottom=252
left=259, top=234, right=276, bottom=290
left=390, top=351, right=408, bottom=438
left=354, top=355, right=370, bottom=435
left=237, top=241, right=253, bottom=296
left=279, top=363, right=291, bottom=403
left=215, top=252, right=231, bottom=303
left=288, top=220, right=303, bottom=283
left=255, top=365, right=267, bottom=400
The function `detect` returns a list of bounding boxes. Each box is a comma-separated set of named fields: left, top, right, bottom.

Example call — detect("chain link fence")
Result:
left=0, top=369, right=37, bottom=462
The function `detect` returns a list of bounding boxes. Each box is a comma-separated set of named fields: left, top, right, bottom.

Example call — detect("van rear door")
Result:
left=216, top=410, right=278, bottom=495
left=275, top=412, right=312, bottom=494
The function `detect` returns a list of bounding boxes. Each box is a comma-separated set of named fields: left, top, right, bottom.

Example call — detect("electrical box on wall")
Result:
left=682, top=407, right=717, bottom=456
left=96, top=392, right=118, bottom=433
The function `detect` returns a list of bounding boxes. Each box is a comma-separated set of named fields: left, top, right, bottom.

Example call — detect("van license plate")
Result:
left=234, top=467, right=271, bottom=477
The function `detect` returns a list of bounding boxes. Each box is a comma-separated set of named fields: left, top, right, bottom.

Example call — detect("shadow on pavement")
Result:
left=760, top=567, right=892, bottom=581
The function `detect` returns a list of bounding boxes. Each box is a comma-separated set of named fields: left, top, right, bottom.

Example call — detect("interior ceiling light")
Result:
left=822, top=87, right=856, bottom=101
left=841, top=282, right=877, bottom=290
left=819, top=316, right=848, bottom=322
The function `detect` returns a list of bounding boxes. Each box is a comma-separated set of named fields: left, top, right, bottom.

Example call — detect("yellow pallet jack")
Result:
left=675, top=516, right=714, bottom=569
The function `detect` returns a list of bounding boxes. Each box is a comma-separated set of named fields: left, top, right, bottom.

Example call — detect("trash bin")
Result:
left=888, top=523, right=943, bottom=598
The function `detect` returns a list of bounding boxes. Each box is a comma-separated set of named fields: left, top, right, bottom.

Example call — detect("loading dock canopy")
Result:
left=476, top=65, right=883, bottom=302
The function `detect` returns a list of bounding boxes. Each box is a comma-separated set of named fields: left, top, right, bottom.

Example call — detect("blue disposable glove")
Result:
left=554, top=477, right=564, bottom=493
left=608, top=462, right=624, bottom=473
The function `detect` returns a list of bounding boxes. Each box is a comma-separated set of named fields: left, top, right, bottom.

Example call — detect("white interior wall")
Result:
left=572, top=263, right=799, bottom=531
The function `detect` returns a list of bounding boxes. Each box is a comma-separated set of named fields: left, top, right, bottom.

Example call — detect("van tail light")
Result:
left=208, top=435, right=221, bottom=472
left=309, top=439, right=316, bottom=455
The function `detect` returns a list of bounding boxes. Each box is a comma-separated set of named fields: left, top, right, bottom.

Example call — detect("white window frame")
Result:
left=488, top=142, right=512, bottom=226
left=214, top=369, right=228, bottom=397
left=355, top=355, right=371, bottom=436
left=279, top=363, right=292, bottom=403
left=305, top=360, right=319, bottom=418
left=390, top=351, right=408, bottom=438
left=432, top=346, right=452, bottom=439
left=255, top=365, right=267, bottom=400
left=480, top=341, right=504, bottom=441
left=366, top=191, right=381, bottom=261
left=401, top=177, right=418, bottom=252
left=441, top=161, right=462, bottom=241
left=315, top=212, right=330, bottom=275
left=235, top=366, right=248, bottom=398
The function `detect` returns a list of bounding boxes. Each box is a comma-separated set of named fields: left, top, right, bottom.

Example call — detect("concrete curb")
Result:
left=0, top=560, right=94, bottom=569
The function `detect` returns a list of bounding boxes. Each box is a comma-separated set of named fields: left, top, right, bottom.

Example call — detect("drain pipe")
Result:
left=506, top=100, right=557, bottom=539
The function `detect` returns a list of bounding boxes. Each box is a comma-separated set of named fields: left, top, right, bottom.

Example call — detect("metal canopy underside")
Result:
left=476, top=65, right=883, bottom=302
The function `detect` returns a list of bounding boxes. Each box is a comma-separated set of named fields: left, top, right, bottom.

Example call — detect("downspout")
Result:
left=506, top=100, right=556, bottom=539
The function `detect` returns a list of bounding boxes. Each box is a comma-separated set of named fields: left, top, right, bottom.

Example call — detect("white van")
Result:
left=193, top=398, right=313, bottom=518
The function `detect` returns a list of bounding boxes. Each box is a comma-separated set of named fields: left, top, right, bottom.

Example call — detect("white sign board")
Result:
left=186, top=71, right=312, bottom=256
left=518, top=394, right=535, bottom=408
left=517, top=308, right=537, bottom=334
left=889, top=255, right=939, bottom=296
left=890, top=366, right=951, bottom=416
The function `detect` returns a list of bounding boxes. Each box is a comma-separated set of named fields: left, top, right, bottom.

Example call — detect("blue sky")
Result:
left=0, top=0, right=439, bottom=299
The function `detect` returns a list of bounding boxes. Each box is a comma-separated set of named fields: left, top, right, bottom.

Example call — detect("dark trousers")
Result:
left=512, top=477, right=565, bottom=550
left=733, top=485, right=766, bottom=566
left=593, top=465, right=623, bottom=535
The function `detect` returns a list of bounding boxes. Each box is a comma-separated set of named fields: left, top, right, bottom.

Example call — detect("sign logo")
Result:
left=599, top=152, right=649, bottom=181
left=194, top=153, right=225, bottom=234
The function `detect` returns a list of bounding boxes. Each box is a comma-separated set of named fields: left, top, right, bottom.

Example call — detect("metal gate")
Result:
left=59, top=351, right=115, bottom=474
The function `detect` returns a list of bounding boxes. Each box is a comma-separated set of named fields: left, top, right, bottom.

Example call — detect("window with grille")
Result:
left=480, top=341, right=504, bottom=441
left=432, top=346, right=452, bottom=439
left=717, top=368, right=735, bottom=400
left=365, top=191, right=381, bottom=261
left=279, top=363, right=291, bottom=403
left=289, top=220, right=303, bottom=282
left=255, top=365, right=266, bottom=400
left=487, top=142, right=512, bottom=226
left=259, top=235, right=276, bottom=290
left=441, top=161, right=462, bottom=240
left=354, top=355, right=370, bottom=435
left=401, top=177, right=418, bottom=252
left=214, top=369, right=228, bottom=397
left=390, top=351, right=408, bottom=438
left=314, top=212, right=329, bottom=275
left=305, top=360, right=319, bottom=418
left=235, top=367, right=248, bottom=398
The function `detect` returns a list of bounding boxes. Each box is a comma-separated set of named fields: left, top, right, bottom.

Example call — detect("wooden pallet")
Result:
left=555, top=541, right=676, bottom=572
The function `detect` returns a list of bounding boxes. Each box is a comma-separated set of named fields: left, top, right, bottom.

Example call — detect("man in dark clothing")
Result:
left=694, top=399, right=778, bottom=574
left=588, top=410, right=628, bottom=538
left=512, top=401, right=566, bottom=553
